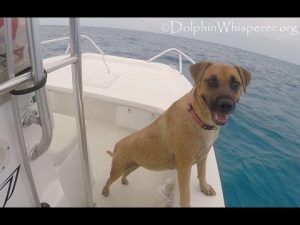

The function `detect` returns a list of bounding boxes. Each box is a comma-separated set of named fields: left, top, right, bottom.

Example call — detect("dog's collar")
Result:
left=188, top=104, right=217, bottom=130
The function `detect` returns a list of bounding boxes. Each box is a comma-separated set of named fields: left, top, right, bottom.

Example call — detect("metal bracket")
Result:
left=29, top=144, right=40, bottom=161
left=21, top=106, right=40, bottom=128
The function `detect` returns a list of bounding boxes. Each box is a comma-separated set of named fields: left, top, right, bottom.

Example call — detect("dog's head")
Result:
left=189, top=62, right=251, bottom=126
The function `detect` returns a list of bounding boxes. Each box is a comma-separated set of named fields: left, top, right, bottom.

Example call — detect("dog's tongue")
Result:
left=214, top=112, right=229, bottom=125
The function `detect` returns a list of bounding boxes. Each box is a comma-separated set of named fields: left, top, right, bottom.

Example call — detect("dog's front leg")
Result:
left=177, top=164, right=192, bottom=207
left=196, top=153, right=216, bottom=196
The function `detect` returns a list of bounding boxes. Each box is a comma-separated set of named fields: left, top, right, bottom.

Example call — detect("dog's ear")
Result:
left=189, top=62, right=212, bottom=84
left=235, top=66, right=252, bottom=93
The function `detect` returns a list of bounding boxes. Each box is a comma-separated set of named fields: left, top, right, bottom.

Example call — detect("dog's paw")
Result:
left=102, top=188, right=110, bottom=197
left=121, top=178, right=129, bottom=185
left=200, top=183, right=216, bottom=196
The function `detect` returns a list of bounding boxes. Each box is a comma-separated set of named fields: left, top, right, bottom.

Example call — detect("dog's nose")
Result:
left=217, top=98, right=235, bottom=113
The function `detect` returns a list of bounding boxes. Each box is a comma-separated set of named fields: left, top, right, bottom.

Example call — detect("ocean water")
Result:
left=40, top=25, right=300, bottom=207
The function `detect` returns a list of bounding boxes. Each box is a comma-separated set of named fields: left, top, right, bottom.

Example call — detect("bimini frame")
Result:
left=0, top=18, right=93, bottom=207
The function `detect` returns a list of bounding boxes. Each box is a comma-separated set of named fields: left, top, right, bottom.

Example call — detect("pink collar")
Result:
left=188, top=104, right=217, bottom=130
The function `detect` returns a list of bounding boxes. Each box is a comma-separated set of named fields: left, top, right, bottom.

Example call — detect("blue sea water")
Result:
left=40, top=25, right=300, bottom=207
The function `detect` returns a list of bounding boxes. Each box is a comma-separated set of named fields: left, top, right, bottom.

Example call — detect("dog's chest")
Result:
left=193, top=129, right=219, bottom=159
left=203, top=131, right=217, bottom=146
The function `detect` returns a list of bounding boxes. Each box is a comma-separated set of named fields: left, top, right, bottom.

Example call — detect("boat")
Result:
left=0, top=18, right=224, bottom=207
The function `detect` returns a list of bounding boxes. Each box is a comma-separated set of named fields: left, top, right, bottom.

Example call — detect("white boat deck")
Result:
left=45, top=53, right=192, bottom=113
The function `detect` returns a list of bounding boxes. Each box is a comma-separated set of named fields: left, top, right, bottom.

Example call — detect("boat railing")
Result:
left=148, top=48, right=195, bottom=74
left=0, top=18, right=93, bottom=207
left=42, top=36, right=195, bottom=75
left=41, top=35, right=111, bottom=73
left=41, top=21, right=93, bottom=207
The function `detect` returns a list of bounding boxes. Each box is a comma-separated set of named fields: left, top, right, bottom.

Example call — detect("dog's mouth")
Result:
left=211, top=112, right=229, bottom=126
left=202, top=95, right=233, bottom=126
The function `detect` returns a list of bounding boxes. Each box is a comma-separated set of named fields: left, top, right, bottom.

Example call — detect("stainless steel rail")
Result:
left=0, top=72, right=31, bottom=96
left=148, top=48, right=195, bottom=73
left=0, top=17, right=94, bottom=207
left=4, top=18, right=41, bottom=207
left=69, top=18, right=93, bottom=207
left=26, top=19, right=53, bottom=161
left=41, top=34, right=110, bottom=74
left=44, top=56, right=77, bottom=73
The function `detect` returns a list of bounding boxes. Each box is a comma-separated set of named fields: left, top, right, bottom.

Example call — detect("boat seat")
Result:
left=49, top=113, right=78, bottom=167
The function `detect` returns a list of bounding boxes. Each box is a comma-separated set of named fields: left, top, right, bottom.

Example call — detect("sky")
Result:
left=39, top=18, right=300, bottom=65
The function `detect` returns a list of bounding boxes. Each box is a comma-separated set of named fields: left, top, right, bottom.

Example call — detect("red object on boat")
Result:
left=0, top=18, right=19, bottom=40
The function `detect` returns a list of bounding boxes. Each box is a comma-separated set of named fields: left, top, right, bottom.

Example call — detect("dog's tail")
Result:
left=106, top=150, right=113, bottom=157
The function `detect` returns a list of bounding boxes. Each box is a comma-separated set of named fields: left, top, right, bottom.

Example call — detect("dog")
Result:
left=102, top=61, right=251, bottom=207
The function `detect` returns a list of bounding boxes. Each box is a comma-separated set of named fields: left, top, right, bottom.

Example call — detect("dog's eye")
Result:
left=206, top=76, right=218, bottom=88
left=230, top=80, right=240, bottom=90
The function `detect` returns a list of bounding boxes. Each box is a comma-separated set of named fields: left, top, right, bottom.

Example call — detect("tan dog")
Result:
left=102, top=62, right=251, bottom=207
